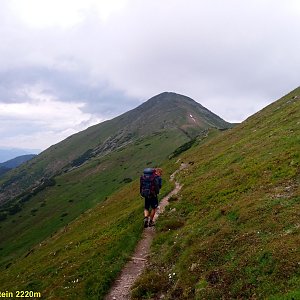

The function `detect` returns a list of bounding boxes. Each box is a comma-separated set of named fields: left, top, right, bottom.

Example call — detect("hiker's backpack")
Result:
left=140, top=168, right=156, bottom=198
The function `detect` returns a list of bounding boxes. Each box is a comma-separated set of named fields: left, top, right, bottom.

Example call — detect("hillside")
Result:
left=0, top=88, right=298, bottom=299
left=0, top=177, right=146, bottom=298
left=0, top=154, right=37, bottom=169
left=0, top=92, right=231, bottom=205
left=132, top=87, right=300, bottom=299
left=0, top=92, right=231, bottom=270
left=0, top=166, right=10, bottom=177
left=0, top=154, right=37, bottom=177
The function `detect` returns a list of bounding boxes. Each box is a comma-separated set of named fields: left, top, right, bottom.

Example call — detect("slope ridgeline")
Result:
left=132, top=87, right=300, bottom=299
left=0, top=92, right=231, bottom=205
left=0, top=92, right=231, bottom=271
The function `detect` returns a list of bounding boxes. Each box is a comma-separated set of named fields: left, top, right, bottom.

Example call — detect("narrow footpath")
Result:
left=105, top=163, right=187, bottom=300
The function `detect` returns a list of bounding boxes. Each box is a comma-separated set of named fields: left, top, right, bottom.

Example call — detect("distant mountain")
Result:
left=0, top=92, right=232, bottom=205
left=0, top=92, right=232, bottom=269
left=0, top=154, right=37, bottom=169
left=0, top=166, right=10, bottom=177
left=0, top=149, right=39, bottom=163
left=0, top=154, right=36, bottom=178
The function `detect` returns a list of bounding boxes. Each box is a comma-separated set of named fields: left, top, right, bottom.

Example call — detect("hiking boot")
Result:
left=144, top=217, right=149, bottom=228
left=149, top=219, right=155, bottom=227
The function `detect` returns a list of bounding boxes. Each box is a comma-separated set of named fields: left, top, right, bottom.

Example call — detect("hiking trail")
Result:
left=105, top=163, right=188, bottom=300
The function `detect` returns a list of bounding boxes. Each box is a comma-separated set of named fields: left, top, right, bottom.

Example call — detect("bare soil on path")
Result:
left=105, top=164, right=187, bottom=300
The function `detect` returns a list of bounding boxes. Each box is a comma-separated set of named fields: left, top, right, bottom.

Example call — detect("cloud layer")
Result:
left=0, top=0, right=299, bottom=150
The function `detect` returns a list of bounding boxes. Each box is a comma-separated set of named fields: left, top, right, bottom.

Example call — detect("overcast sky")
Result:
left=0, top=0, right=299, bottom=152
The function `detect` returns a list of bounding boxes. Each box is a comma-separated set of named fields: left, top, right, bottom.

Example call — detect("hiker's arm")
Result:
left=140, top=176, right=143, bottom=194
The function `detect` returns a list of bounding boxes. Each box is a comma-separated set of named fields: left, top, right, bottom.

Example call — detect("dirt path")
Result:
left=105, top=163, right=187, bottom=300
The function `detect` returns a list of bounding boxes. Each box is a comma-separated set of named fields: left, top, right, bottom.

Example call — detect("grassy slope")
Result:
left=0, top=129, right=188, bottom=268
left=132, top=88, right=300, bottom=299
left=0, top=92, right=231, bottom=205
left=0, top=167, right=175, bottom=299
left=0, top=118, right=133, bottom=211
left=0, top=180, right=143, bottom=299
left=0, top=119, right=117, bottom=189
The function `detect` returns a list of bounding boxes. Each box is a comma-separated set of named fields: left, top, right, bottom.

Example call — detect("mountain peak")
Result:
left=133, top=92, right=230, bottom=132
left=145, top=91, right=198, bottom=105
left=0, top=92, right=231, bottom=204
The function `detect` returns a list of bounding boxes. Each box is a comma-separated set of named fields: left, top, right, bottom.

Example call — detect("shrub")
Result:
left=122, top=178, right=133, bottom=183
left=8, top=204, right=22, bottom=215
left=0, top=212, right=7, bottom=221
left=131, top=270, right=169, bottom=299
left=169, top=138, right=197, bottom=159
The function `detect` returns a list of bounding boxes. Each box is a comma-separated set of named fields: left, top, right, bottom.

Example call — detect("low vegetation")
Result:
left=132, top=88, right=300, bottom=299
left=0, top=175, right=174, bottom=299
left=0, top=181, right=141, bottom=298
left=0, top=92, right=230, bottom=205
left=1, top=89, right=299, bottom=299
left=0, top=129, right=186, bottom=268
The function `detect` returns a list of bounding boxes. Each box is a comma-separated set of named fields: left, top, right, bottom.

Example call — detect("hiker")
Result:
left=140, top=168, right=162, bottom=228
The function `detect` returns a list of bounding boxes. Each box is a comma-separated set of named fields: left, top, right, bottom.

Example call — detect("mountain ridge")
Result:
left=132, top=87, right=300, bottom=299
left=0, top=154, right=36, bottom=177
left=0, top=92, right=231, bottom=271
left=0, top=89, right=300, bottom=300
left=0, top=87, right=299, bottom=299
left=0, top=154, right=36, bottom=169
left=0, top=148, right=40, bottom=163
left=0, top=92, right=231, bottom=205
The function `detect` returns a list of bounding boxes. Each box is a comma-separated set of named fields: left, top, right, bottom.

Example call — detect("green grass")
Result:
left=0, top=129, right=189, bottom=268
left=0, top=92, right=231, bottom=205
left=0, top=181, right=143, bottom=299
left=1, top=88, right=299, bottom=299
left=0, top=92, right=231, bottom=299
left=132, top=88, right=300, bottom=299
left=0, top=155, right=176, bottom=299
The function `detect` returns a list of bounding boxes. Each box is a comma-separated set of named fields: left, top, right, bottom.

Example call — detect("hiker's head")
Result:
left=155, top=168, right=162, bottom=176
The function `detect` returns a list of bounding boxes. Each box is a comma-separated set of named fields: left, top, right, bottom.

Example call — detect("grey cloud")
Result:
left=0, top=0, right=299, bottom=149
left=0, top=66, right=139, bottom=118
left=0, top=119, right=43, bottom=138
left=92, top=0, right=300, bottom=117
